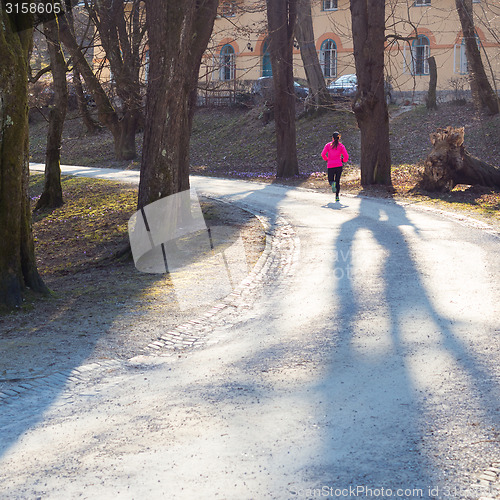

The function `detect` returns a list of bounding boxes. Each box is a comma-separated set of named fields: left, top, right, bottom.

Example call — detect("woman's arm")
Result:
left=321, top=144, right=329, bottom=161
left=341, top=145, right=349, bottom=163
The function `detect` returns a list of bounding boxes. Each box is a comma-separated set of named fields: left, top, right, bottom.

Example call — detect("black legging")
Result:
left=328, top=167, right=343, bottom=196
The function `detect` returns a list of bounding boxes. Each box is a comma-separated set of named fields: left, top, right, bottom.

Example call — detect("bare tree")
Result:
left=455, top=0, right=499, bottom=114
left=86, top=0, right=146, bottom=158
left=295, top=0, right=334, bottom=112
left=138, top=0, right=219, bottom=208
left=58, top=0, right=146, bottom=160
left=266, top=0, right=299, bottom=178
left=350, top=0, right=392, bottom=186
left=65, top=0, right=100, bottom=134
left=35, top=16, right=68, bottom=210
left=0, top=9, right=48, bottom=309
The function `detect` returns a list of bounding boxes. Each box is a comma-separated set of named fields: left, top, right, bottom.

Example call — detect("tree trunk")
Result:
left=350, top=0, right=392, bottom=186
left=426, top=56, right=438, bottom=110
left=295, top=0, right=334, bottom=112
left=58, top=17, right=121, bottom=135
left=419, top=126, right=500, bottom=192
left=0, top=11, right=48, bottom=309
left=266, top=0, right=299, bottom=178
left=73, top=67, right=100, bottom=134
left=455, top=0, right=499, bottom=115
left=116, top=112, right=140, bottom=162
left=58, top=12, right=139, bottom=160
left=35, top=17, right=68, bottom=211
left=65, top=0, right=100, bottom=134
left=138, top=0, right=219, bottom=209
left=88, top=0, right=144, bottom=159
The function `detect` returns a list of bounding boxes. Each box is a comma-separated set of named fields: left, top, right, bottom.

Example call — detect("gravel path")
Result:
left=1, top=169, right=499, bottom=499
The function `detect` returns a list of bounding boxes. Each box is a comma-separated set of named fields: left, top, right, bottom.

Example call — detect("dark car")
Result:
left=251, top=76, right=309, bottom=101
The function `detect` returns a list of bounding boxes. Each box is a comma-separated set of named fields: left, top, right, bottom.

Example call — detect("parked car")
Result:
left=293, top=81, right=309, bottom=99
left=327, top=74, right=358, bottom=97
left=251, top=76, right=309, bottom=101
left=327, top=74, right=394, bottom=103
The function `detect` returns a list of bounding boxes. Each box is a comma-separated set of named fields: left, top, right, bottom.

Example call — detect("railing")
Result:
left=197, top=78, right=253, bottom=107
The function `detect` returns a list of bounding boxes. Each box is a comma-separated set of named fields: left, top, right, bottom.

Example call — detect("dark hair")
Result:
left=331, top=131, right=340, bottom=149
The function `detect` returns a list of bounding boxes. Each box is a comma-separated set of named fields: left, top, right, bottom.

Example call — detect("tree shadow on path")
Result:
left=313, top=196, right=500, bottom=494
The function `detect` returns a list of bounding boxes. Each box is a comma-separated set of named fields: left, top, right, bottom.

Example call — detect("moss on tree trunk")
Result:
left=0, top=11, right=48, bottom=309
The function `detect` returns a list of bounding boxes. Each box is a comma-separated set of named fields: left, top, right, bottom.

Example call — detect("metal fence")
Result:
left=197, top=79, right=253, bottom=107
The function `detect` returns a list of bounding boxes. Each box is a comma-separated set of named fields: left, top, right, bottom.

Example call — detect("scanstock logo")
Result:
left=128, top=189, right=249, bottom=310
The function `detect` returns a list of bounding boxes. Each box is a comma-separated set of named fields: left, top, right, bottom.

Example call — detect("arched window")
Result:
left=262, top=39, right=272, bottom=77
left=320, top=39, right=337, bottom=78
left=412, top=35, right=430, bottom=75
left=220, top=44, right=235, bottom=81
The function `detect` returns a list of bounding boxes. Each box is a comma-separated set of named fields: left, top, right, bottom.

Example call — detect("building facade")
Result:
left=201, top=0, right=500, bottom=102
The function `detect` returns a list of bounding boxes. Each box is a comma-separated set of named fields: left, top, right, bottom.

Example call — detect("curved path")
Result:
left=1, top=167, right=499, bottom=499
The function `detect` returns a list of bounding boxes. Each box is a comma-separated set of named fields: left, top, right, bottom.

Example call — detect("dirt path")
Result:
left=0, top=184, right=266, bottom=382
left=1, top=169, right=499, bottom=500
left=0, top=168, right=500, bottom=500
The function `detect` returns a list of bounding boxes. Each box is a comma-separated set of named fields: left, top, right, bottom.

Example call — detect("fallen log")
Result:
left=418, top=126, right=500, bottom=192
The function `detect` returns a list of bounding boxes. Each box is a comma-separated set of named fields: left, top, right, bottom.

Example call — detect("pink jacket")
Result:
left=322, top=142, right=349, bottom=168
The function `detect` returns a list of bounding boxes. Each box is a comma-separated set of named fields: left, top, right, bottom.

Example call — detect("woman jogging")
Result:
left=321, top=131, right=349, bottom=202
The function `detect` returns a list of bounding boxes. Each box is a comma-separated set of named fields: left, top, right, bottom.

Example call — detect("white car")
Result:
left=327, top=74, right=394, bottom=103
left=327, top=74, right=357, bottom=96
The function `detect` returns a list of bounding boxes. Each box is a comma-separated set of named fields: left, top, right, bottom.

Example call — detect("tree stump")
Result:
left=418, top=126, right=500, bottom=192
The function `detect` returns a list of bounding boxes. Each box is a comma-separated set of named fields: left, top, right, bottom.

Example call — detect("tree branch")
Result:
left=29, top=65, right=52, bottom=83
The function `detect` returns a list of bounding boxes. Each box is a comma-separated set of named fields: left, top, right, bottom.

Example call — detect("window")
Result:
left=414, top=0, right=431, bottom=5
left=221, top=1, right=236, bottom=17
left=455, top=35, right=481, bottom=74
left=322, top=0, right=338, bottom=11
left=459, top=38, right=468, bottom=74
left=219, top=44, right=235, bottom=81
left=262, top=39, right=272, bottom=77
left=320, top=39, right=337, bottom=78
left=412, top=36, right=430, bottom=75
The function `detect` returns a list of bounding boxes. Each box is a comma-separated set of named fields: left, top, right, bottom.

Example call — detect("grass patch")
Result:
left=30, top=174, right=137, bottom=276
left=29, top=173, right=265, bottom=280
